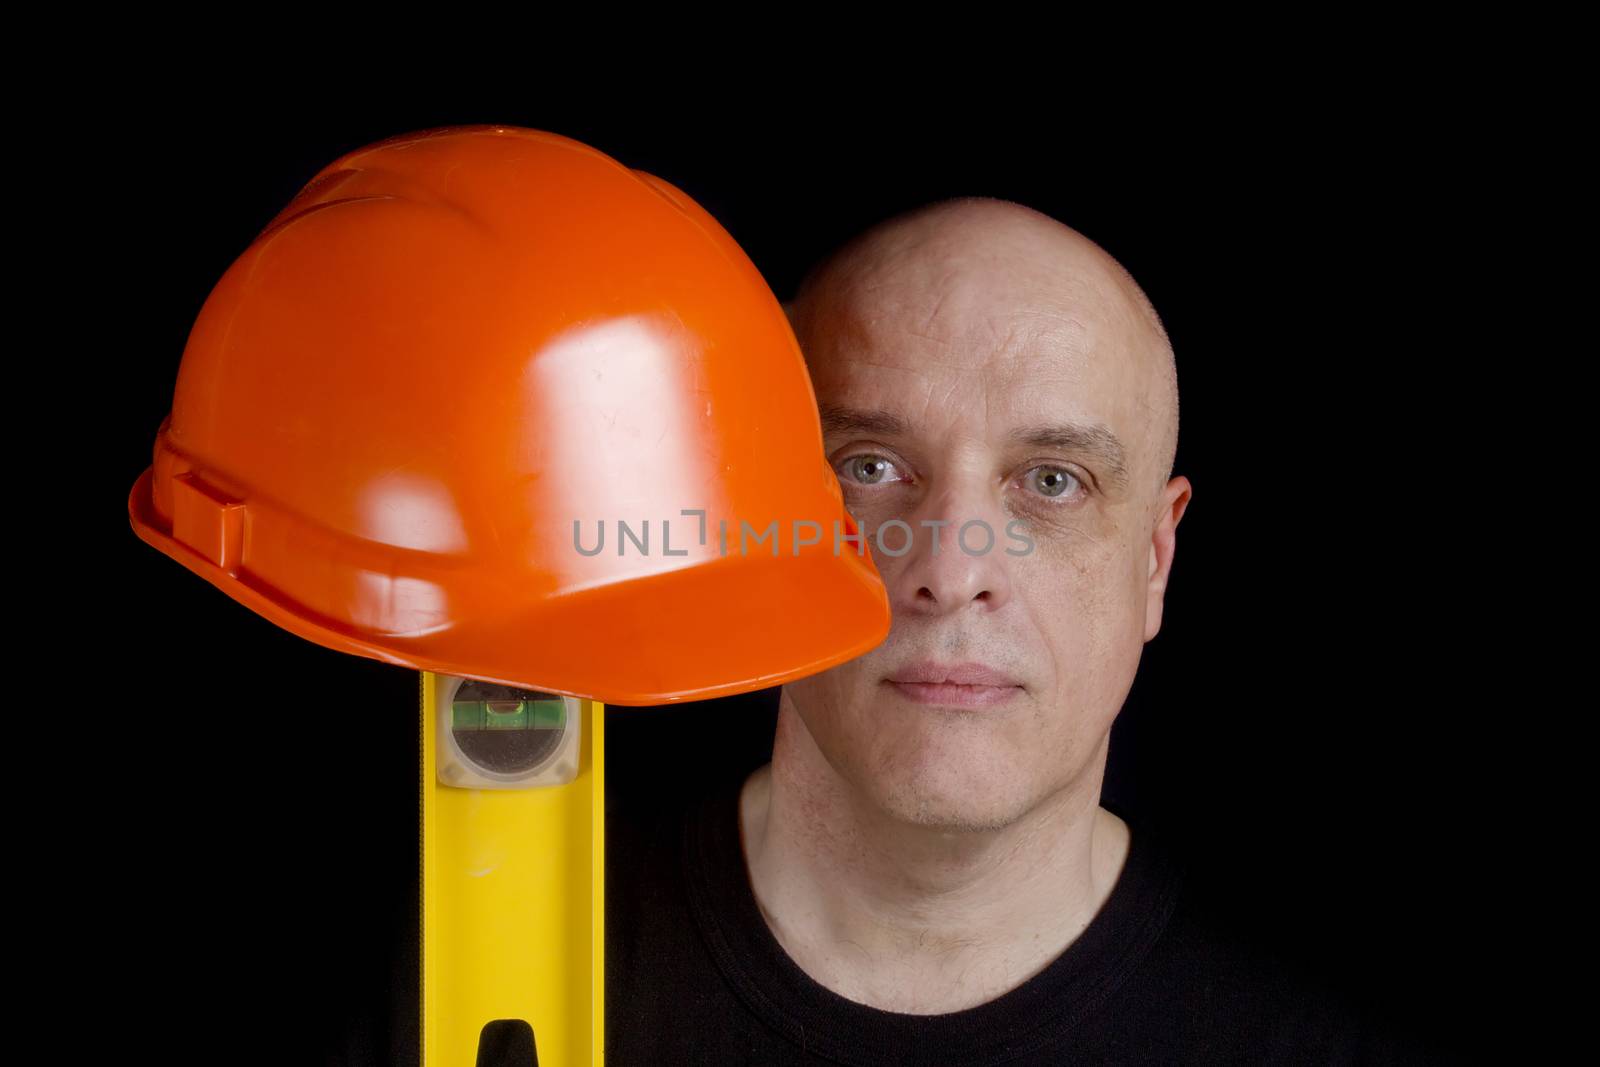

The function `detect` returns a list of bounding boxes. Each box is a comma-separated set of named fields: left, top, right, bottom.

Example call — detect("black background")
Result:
left=71, top=91, right=1509, bottom=1064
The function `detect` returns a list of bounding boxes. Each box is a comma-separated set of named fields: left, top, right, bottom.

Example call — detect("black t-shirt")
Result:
left=605, top=773, right=1440, bottom=1065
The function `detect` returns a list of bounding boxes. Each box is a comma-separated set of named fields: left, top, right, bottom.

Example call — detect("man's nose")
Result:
left=879, top=480, right=1014, bottom=617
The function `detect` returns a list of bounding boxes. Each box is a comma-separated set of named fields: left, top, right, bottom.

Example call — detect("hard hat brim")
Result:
left=130, top=467, right=890, bottom=704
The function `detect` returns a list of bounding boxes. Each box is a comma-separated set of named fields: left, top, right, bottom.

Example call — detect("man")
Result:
left=607, top=197, right=1422, bottom=1064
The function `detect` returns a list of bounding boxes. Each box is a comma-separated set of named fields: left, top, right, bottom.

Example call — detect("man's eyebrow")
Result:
left=1009, top=422, right=1130, bottom=492
left=818, top=404, right=911, bottom=439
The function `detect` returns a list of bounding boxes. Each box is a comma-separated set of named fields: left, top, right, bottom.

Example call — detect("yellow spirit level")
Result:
left=421, top=672, right=604, bottom=1064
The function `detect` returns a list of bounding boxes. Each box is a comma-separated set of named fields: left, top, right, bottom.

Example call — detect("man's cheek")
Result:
left=1012, top=528, right=1119, bottom=591
left=1004, top=509, right=1122, bottom=572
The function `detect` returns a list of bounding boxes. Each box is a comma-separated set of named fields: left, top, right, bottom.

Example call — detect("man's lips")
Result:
left=884, top=660, right=1023, bottom=708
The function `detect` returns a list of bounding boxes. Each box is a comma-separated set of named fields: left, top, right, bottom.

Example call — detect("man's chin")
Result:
left=874, top=777, right=1029, bottom=835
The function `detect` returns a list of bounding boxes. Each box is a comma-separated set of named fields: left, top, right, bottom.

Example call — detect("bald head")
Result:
left=786, top=196, right=1179, bottom=497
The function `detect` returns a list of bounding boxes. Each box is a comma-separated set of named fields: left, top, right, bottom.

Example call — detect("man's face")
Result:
left=781, top=211, right=1187, bottom=833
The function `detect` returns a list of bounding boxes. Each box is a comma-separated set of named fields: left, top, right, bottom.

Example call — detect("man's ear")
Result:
left=1145, top=476, right=1193, bottom=643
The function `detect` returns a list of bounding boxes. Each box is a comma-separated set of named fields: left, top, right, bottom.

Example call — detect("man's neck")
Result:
left=738, top=704, right=1132, bottom=1015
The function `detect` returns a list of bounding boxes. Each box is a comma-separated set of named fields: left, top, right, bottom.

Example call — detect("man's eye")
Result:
left=840, top=454, right=904, bottom=486
left=1024, top=465, right=1082, bottom=500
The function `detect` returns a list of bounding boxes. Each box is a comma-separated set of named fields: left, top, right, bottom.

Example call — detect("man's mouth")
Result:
left=884, top=660, right=1023, bottom=708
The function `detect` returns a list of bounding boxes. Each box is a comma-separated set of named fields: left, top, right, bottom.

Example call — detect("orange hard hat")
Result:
left=127, top=124, right=889, bottom=704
